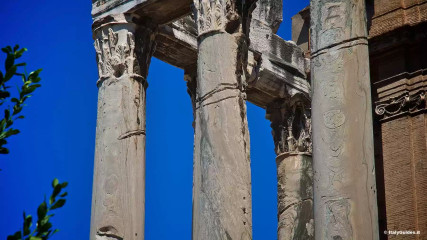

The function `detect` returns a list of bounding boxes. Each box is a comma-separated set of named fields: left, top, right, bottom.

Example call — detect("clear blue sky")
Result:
left=0, top=1, right=309, bottom=239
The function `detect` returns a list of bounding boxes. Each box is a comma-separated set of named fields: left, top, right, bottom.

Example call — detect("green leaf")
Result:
left=21, top=85, right=38, bottom=95
left=5, top=54, right=15, bottom=70
left=37, top=201, right=48, bottom=219
left=60, top=192, right=68, bottom=197
left=36, top=222, right=52, bottom=236
left=14, top=48, right=27, bottom=58
left=32, top=77, right=41, bottom=83
left=7, top=231, right=22, bottom=240
left=51, top=229, right=60, bottom=236
left=2, top=128, right=20, bottom=138
left=50, top=199, right=66, bottom=210
left=13, top=45, right=20, bottom=52
left=0, top=147, right=9, bottom=154
left=52, top=178, right=59, bottom=188
left=28, top=69, right=42, bottom=79
left=5, top=109, right=10, bottom=120
left=13, top=105, right=23, bottom=116
left=29, top=237, right=42, bottom=240
left=0, top=90, right=10, bottom=99
left=40, top=215, right=51, bottom=226
left=61, top=182, right=68, bottom=188
left=5, top=65, right=17, bottom=81
left=23, top=214, right=32, bottom=236
left=50, top=184, right=61, bottom=204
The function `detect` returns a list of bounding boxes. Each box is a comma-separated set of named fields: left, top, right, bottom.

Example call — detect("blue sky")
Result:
left=0, top=0, right=309, bottom=239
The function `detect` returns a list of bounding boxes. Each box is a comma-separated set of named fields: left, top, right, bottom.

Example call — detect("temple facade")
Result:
left=89, top=0, right=426, bottom=239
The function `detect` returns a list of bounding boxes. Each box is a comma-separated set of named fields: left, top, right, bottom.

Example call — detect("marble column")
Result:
left=267, top=97, right=314, bottom=240
left=90, top=14, right=156, bottom=240
left=310, top=0, right=379, bottom=239
left=191, top=1, right=255, bottom=239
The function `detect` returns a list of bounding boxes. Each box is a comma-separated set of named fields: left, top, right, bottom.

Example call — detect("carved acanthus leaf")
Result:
left=268, top=98, right=312, bottom=155
left=94, top=28, right=140, bottom=81
left=192, top=0, right=241, bottom=35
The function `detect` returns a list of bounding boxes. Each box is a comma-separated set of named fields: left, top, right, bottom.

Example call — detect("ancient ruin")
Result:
left=90, top=0, right=427, bottom=239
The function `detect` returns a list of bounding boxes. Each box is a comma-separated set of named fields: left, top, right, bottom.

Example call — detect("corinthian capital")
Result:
left=93, top=15, right=157, bottom=86
left=192, top=0, right=256, bottom=35
left=266, top=96, right=312, bottom=155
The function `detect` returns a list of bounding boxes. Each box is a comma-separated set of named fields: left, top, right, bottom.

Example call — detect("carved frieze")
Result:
left=267, top=97, right=312, bottom=155
left=94, top=25, right=156, bottom=86
left=375, top=90, right=426, bottom=120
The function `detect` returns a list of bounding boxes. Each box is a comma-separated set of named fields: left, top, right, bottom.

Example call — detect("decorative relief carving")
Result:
left=375, top=91, right=426, bottom=120
left=320, top=2, right=346, bottom=46
left=267, top=98, right=312, bottom=155
left=95, top=28, right=137, bottom=79
left=325, top=198, right=353, bottom=240
left=94, top=26, right=156, bottom=85
left=192, top=0, right=241, bottom=35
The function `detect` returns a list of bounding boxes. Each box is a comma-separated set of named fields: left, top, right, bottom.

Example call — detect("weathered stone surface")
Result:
left=191, top=0, right=255, bottom=237
left=251, top=0, right=283, bottom=33
left=155, top=17, right=198, bottom=71
left=277, top=153, right=314, bottom=240
left=266, top=97, right=312, bottom=156
left=247, top=37, right=310, bottom=108
left=266, top=96, right=313, bottom=240
left=192, top=32, right=253, bottom=240
left=310, top=0, right=379, bottom=239
left=154, top=17, right=310, bottom=108
left=90, top=14, right=156, bottom=240
left=92, top=0, right=192, bottom=25
left=291, top=6, right=310, bottom=56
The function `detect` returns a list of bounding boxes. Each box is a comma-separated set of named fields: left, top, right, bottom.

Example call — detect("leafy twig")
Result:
left=7, top=179, right=68, bottom=240
left=0, top=45, right=42, bottom=154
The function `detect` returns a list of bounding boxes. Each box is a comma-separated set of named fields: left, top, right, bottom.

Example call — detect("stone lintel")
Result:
left=92, top=0, right=192, bottom=25
left=154, top=17, right=310, bottom=109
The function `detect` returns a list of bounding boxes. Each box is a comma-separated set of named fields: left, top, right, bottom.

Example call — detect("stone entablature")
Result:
left=153, top=15, right=310, bottom=109
left=92, top=0, right=192, bottom=25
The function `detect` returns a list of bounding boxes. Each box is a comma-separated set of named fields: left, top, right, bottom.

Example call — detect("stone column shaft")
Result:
left=90, top=14, right=156, bottom=240
left=191, top=1, right=254, bottom=239
left=267, top=98, right=314, bottom=240
left=310, top=0, right=379, bottom=239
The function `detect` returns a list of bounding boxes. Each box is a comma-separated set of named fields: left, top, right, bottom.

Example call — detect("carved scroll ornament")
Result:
left=375, top=91, right=426, bottom=120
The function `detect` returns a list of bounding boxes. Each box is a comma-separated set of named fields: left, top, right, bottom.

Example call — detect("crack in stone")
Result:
left=278, top=198, right=313, bottom=216
left=311, top=36, right=368, bottom=57
left=118, top=129, right=146, bottom=140
left=197, top=95, right=241, bottom=109
left=197, top=83, right=239, bottom=103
